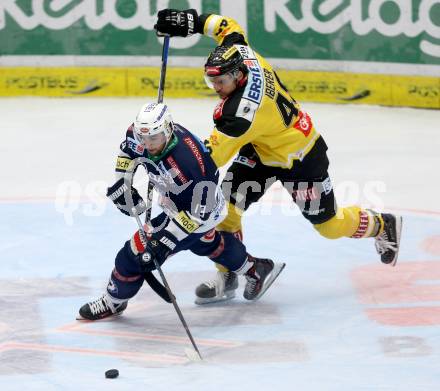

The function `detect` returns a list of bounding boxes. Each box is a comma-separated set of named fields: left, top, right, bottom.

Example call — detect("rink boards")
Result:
left=1, top=67, right=439, bottom=109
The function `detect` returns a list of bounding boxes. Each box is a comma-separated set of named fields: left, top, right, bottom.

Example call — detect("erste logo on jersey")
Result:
left=243, top=59, right=263, bottom=104
left=127, top=137, right=144, bottom=155
left=235, top=49, right=264, bottom=123
left=234, top=45, right=264, bottom=106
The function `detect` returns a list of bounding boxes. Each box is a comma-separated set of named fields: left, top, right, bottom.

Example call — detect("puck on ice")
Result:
left=105, top=369, right=119, bottom=379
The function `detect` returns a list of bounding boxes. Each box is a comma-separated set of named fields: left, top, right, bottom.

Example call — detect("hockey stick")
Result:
left=157, top=34, right=170, bottom=105
left=138, top=35, right=203, bottom=360
left=133, top=212, right=203, bottom=361
left=144, top=34, right=170, bottom=225
left=141, top=34, right=173, bottom=303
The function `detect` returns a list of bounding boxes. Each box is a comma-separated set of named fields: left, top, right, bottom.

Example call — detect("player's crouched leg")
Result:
left=313, top=206, right=402, bottom=266
left=313, top=206, right=361, bottom=240
left=191, top=230, right=242, bottom=304
left=78, top=240, right=145, bottom=321
left=192, top=230, right=285, bottom=304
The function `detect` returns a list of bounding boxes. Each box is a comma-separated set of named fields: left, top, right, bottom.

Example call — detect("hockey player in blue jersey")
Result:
left=78, top=102, right=285, bottom=320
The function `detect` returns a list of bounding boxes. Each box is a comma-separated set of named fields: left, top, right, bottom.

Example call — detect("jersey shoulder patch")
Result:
left=235, top=97, right=259, bottom=124
left=124, top=123, right=145, bottom=156
left=213, top=48, right=264, bottom=137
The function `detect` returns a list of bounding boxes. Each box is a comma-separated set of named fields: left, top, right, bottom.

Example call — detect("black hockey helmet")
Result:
left=204, top=45, right=248, bottom=77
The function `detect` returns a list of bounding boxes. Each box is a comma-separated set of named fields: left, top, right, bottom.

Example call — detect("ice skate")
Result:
left=194, top=270, right=239, bottom=305
left=77, top=293, right=127, bottom=320
left=375, top=213, right=402, bottom=266
left=243, top=256, right=286, bottom=301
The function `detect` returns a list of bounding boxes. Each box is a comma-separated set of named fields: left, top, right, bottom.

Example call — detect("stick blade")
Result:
left=185, top=348, right=203, bottom=362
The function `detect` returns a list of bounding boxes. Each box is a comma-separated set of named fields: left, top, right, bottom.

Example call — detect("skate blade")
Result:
left=390, top=215, right=403, bottom=267
left=194, top=290, right=236, bottom=305
left=75, top=311, right=125, bottom=321
left=252, top=262, right=286, bottom=301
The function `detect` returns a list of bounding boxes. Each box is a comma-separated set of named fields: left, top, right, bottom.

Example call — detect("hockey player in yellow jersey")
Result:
left=155, top=9, right=403, bottom=304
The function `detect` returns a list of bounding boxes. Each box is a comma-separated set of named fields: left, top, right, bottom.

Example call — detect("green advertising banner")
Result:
left=1, top=0, right=440, bottom=70
left=1, top=0, right=439, bottom=106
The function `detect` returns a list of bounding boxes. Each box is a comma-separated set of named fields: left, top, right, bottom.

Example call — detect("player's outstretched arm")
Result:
left=154, top=9, right=203, bottom=37
left=155, top=9, right=247, bottom=46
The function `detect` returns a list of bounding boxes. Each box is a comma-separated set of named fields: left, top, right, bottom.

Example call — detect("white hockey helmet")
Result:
left=133, top=103, right=174, bottom=143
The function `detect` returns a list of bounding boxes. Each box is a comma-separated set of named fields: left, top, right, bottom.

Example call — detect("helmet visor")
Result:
left=134, top=128, right=167, bottom=149
left=204, top=70, right=239, bottom=89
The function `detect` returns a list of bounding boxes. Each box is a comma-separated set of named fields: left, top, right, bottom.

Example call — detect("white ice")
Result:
left=0, top=98, right=440, bottom=391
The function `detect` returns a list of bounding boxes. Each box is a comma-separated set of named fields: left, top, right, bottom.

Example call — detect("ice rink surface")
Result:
left=1, top=98, right=440, bottom=390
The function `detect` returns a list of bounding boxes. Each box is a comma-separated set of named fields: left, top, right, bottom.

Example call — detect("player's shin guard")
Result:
left=111, top=241, right=145, bottom=299
left=314, top=206, right=364, bottom=239
left=77, top=241, right=145, bottom=320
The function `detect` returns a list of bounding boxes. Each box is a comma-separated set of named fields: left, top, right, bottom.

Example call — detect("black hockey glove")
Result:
left=155, top=8, right=201, bottom=37
left=106, top=178, right=146, bottom=217
left=138, top=231, right=177, bottom=273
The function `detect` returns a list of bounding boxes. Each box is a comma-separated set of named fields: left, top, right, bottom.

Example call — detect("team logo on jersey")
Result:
left=293, top=111, right=313, bottom=137
left=236, top=98, right=258, bottom=122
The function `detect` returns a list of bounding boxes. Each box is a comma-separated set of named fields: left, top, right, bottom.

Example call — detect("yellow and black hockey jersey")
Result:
left=200, top=14, right=320, bottom=169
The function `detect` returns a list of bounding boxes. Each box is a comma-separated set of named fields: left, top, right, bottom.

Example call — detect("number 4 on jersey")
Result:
left=276, top=93, right=312, bottom=137
left=276, top=93, right=298, bottom=127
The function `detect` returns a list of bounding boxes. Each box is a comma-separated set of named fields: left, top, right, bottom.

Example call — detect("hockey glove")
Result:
left=138, top=231, right=177, bottom=273
left=106, top=178, right=146, bottom=216
left=155, top=9, right=201, bottom=37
